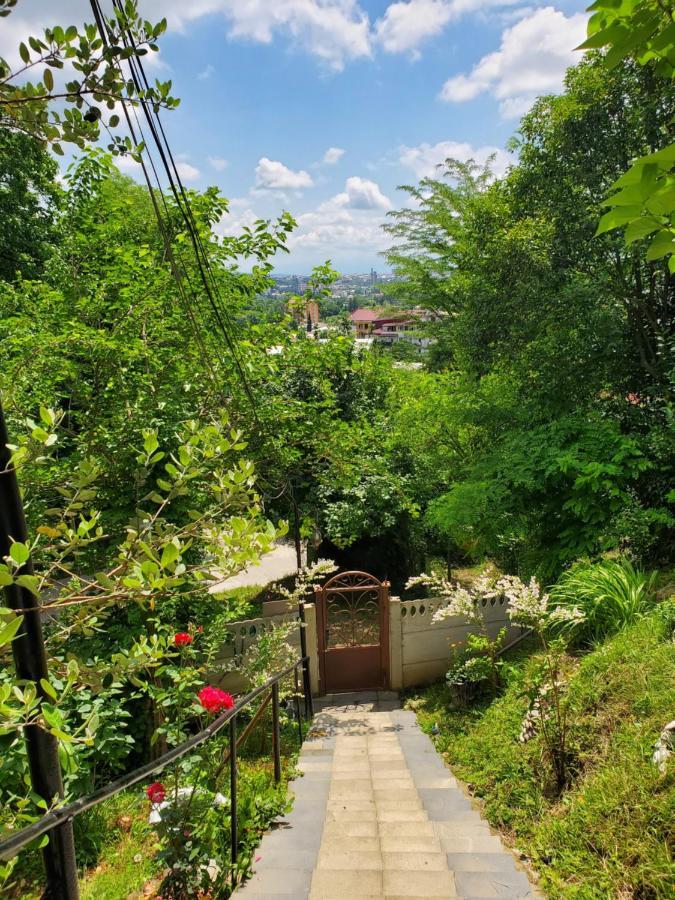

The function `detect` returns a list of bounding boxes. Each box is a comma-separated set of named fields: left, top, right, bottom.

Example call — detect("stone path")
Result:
left=236, top=693, right=540, bottom=899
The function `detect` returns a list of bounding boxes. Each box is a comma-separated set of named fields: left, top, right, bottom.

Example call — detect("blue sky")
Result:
left=3, top=1, right=590, bottom=272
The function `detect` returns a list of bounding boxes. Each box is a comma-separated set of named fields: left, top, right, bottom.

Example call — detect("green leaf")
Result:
left=44, top=68, right=54, bottom=91
left=0, top=614, right=23, bottom=647
left=19, top=42, right=29, bottom=64
left=645, top=230, right=675, bottom=261
left=624, top=217, right=661, bottom=244
left=160, top=542, right=179, bottom=569
left=595, top=205, right=643, bottom=235
left=40, top=679, right=58, bottom=701
left=143, top=431, right=159, bottom=455
left=9, top=543, right=30, bottom=567
left=16, top=574, right=39, bottom=595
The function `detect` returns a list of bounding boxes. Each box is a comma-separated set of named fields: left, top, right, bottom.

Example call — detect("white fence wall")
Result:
left=209, top=605, right=319, bottom=695
left=389, top=595, right=521, bottom=690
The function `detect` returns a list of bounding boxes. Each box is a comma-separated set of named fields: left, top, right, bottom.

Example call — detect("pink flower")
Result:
left=174, top=632, right=193, bottom=646
left=198, top=686, right=235, bottom=715
left=146, top=782, right=166, bottom=804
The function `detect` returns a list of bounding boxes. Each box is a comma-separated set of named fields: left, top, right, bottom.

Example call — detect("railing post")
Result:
left=229, top=715, right=238, bottom=868
left=0, top=403, right=79, bottom=900
left=293, top=667, right=304, bottom=747
left=271, top=683, right=281, bottom=784
left=298, top=601, right=314, bottom=718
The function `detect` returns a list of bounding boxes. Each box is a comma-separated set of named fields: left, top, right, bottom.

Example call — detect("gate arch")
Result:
left=314, top=571, right=389, bottom=694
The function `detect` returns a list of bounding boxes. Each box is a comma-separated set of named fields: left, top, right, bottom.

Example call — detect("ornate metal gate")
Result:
left=315, top=571, right=389, bottom=694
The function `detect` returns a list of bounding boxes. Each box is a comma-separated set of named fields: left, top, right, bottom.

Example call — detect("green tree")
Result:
left=0, top=130, right=60, bottom=281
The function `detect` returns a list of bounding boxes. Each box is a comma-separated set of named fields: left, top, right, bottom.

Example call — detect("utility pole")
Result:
left=0, top=402, right=79, bottom=899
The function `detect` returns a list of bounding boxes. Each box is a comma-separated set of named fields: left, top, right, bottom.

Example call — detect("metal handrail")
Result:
left=0, top=655, right=312, bottom=864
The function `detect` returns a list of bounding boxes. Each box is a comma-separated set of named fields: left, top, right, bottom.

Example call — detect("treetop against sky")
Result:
left=2, top=0, right=590, bottom=270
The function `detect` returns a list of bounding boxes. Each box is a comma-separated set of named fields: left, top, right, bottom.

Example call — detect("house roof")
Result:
left=349, top=309, right=380, bottom=322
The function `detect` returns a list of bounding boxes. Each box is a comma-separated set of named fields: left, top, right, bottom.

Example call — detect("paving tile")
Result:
left=327, top=798, right=376, bottom=812
left=321, top=820, right=379, bottom=838
left=310, top=868, right=383, bottom=896
left=382, top=869, right=456, bottom=896
left=378, top=820, right=436, bottom=838
left=413, top=777, right=458, bottom=789
left=377, top=807, right=429, bottom=823
left=445, top=853, right=521, bottom=874
left=316, top=849, right=383, bottom=870
left=380, top=835, right=443, bottom=853
left=437, top=834, right=505, bottom=854
left=242, top=868, right=314, bottom=895
left=325, top=807, right=378, bottom=823
left=381, top=851, right=448, bottom=871
left=453, top=870, right=534, bottom=898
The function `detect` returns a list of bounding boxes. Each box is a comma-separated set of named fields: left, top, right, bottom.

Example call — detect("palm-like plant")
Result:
left=549, top=558, right=658, bottom=646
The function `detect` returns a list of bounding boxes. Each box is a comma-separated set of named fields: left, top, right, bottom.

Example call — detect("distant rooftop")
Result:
left=349, top=309, right=380, bottom=322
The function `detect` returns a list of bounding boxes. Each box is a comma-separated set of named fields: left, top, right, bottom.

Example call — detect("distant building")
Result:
left=348, top=307, right=436, bottom=352
left=349, top=308, right=380, bottom=338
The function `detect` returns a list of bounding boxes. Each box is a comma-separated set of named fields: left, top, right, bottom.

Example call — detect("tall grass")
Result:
left=550, top=557, right=658, bottom=646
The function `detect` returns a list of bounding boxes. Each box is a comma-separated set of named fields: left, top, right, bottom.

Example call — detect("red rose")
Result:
left=198, top=686, right=235, bottom=714
left=146, top=782, right=166, bottom=804
left=174, top=632, right=193, bottom=646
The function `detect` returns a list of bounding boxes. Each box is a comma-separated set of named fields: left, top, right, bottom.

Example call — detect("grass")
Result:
left=406, top=610, right=675, bottom=898
left=79, top=795, right=160, bottom=900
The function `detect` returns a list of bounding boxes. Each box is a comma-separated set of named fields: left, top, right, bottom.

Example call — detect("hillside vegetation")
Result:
left=409, top=604, right=675, bottom=898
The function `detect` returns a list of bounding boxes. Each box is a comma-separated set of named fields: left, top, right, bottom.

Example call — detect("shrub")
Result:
left=550, top=557, right=658, bottom=646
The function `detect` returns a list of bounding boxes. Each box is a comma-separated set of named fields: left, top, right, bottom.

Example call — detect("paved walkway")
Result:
left=237, top=694, right=540, bottom=899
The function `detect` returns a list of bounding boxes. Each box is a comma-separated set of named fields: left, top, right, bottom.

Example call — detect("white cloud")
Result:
left=323, top=147, right=345, bottom=165
left=197, top=63, right=215, bottom=80
left=398, top=140, right=512, bottom=178
left=115, top=155, right=143, bottom=179
left=146, top=0, right=372, bottom=71
left=208, top=156, right=229, bottom=171
left=176, top=161, right=200, bottom=181
left=255, top=157, right=314, bottom=191
left=374, top=1, right=453, bottom=57
left=439, top=6, right=587, bottom=118
left=333, top=176, right=392, bottom=210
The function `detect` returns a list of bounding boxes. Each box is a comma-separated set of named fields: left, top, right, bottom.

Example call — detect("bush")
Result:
left=549, top=557, right=658, bottom=646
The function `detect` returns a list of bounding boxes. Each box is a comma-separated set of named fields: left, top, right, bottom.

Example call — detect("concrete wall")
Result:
left=389, top=595, right=521, bottom=690
left=210, top=604, right=319, bottom=695
left=211, top=596, right=519, bottom=696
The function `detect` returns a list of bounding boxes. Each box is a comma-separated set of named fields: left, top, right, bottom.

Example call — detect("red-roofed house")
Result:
left=349, top=308, right=380, bottom=338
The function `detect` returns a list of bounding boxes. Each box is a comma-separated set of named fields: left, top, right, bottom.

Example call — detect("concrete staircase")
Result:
left=236, top=693, right=541, bottom=899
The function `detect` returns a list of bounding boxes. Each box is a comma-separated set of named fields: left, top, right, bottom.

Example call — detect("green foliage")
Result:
left=550, top=557, right=659, bottom=646
left=580, top=0, right=675, bottom=266
left=410, top=609, right=675, bottom=898
left=384, top=51, right=675, bottom=576
left=0, top=2, right=177, bottom=158
left=0, top=131, right=60, bottom=281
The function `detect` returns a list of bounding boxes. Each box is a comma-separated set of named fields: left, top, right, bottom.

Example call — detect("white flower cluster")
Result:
left=499, top=575, right=550, bottom=628
left=407, top=570, right=585, bottom=634
left=519, top=685, right=552, bottom=744
left=405, top=572, right=481, bottom=625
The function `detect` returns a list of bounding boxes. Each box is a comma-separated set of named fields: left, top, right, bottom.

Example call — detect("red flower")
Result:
left=198, top=686, right=235, bottom=714
left=196, top=625, right=204, bottom=634
left=174, top=632, right=193, bottom=646
left=146, top=782, right=166, bottom=804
